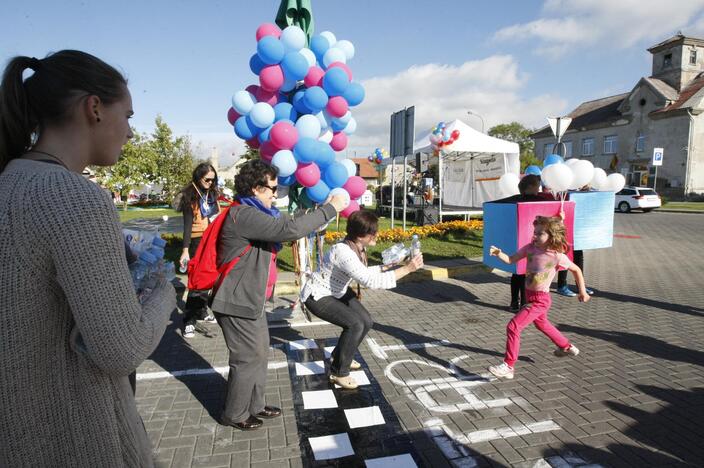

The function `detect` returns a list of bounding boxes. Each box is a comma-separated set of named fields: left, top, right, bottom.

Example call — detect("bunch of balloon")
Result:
left=368, top=147, right=389, bottom=186
left=428, top=121, right=460, bottom=156
left=228, top=23, right=367, bottom=218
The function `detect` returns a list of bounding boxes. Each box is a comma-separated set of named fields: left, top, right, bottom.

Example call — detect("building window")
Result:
left=636, top=134, right=645, bottom=152
left=582, top=137, right=594, bottom=156
left=663, top=53, right=672, bottom=68
left=543, top=143, right=554, bottom=156
left=563, top=141, right=573, bottom=158
left=691, top=49, right=697, bottom=65
left=604, top=135, right=618, bottom=154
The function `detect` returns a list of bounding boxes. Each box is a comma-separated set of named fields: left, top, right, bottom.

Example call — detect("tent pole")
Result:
left=439, top=152, right=443, bottom=223
left=403, top=155, right=407, bottom=231
left=391, top=158, right=395, bottom=228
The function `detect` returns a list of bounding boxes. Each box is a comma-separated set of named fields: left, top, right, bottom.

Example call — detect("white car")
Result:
left=615, top=186, right=661, bottom=213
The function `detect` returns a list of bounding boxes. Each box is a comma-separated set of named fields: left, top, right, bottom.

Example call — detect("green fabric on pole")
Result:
left=275, top=0, right=314, bottom=45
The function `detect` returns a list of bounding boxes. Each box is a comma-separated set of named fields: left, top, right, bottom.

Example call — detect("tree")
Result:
left=488, top=122, right=540, bottom=171
left=94, top=131, right=158, bottom=210
left=150, top=116, right=195, bottom=202
left=238, top=143, right=260, bottom=162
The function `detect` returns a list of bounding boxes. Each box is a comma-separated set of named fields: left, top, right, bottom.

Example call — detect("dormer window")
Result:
left=691, top=49, right=697, bottom=65
left=663, top=53, right=672, bottom=68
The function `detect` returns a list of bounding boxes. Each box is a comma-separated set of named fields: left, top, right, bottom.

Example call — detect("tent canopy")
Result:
left=414, top=119, right=519, bottom=155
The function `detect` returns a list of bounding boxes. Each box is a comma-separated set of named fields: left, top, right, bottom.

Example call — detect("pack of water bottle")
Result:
left=123, top=229, right=176, bottom=300
left=381, top=234, right=421, bottom=265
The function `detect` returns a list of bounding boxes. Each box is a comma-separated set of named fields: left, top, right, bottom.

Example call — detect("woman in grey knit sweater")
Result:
left=0, top=51, right=176, bottom=467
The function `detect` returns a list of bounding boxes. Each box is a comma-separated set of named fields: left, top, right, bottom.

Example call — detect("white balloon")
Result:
left=315, top=111, right=328, bottom=130
left=569, top=160, right=595, bottom=190
left=280, top=26, right=306, bottom=52
left=498, top=173, right=520, bottom=196
left=320, top=31, right=337, bottom=47
left=342, top=117, right=357, bottom=135
left=590, top=167, right=608, bottom=190
left=336, top=111, right=352, bottom=125
left=542, top=163, right=573, bottom=193
left=318, top=129, right=333, bottom=143
left=329, top=187, right=351, bottom=209
left=335, top=40, right=355, bottom=61
left=299, top=48, right=316, bottom=67
left=340, top=159, right=356, bottom=178
left=231, top=90, right=256, bottom=115
left=605, top=173, right=626, bottom=193
left=323, top=47, right=346, bottom=68
left=565, top=158, right=580, bottom=167
left=295, top=114, right=321, bottom=139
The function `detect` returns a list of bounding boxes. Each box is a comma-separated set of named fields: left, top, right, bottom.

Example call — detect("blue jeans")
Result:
left=304, top=289, right=373, bottom=376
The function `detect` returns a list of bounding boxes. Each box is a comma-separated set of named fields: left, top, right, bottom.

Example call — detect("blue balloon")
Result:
left=257, top=36, right=285, bottom=65
left=306, top=180, right=331, bottom=204
left=525, top=165, right=542, bottom=176
left=274, top=102, right=298, bottom=122
left=310, top=35, right=331, bottom=62
left=316, top=111, right=329, bottom=130
left=281, top=76, right=297, bottom=92
left=343, top=82, right=365, bottom=107
left=278, top=174, right=297, bottom=186
left=330, top=118, right=346, bottom=132
left=303, top=87, right=329, bottom=113
left=543, top=154, right=564, bottom=167
left=271, top=150, right=297, bottom=177
left=317, top=142, right=335, bottom=169
left=322, top=67, right=349, bottom=97
left=258, top=124, right=273, bottom=143
left=293, top=138, right=320, bottom=164
left=249, top=54, right=265, bottom=75
left=281, top=51, right=310, bottom=81
left=234, top=115, right=259, bottom=140
left=323, top=162, right=349, bottom=189
left=292, top=90, right=312, bottom=114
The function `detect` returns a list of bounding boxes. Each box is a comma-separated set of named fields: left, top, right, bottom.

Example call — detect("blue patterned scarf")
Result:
left=236, top=195, right=282, bottom=252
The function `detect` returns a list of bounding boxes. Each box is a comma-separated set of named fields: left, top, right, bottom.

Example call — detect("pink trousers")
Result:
left=504, top=291, right=569, bottom=367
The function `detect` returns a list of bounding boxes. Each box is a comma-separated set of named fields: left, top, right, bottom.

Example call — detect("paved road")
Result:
left=136, top=211, right=704, bottom=467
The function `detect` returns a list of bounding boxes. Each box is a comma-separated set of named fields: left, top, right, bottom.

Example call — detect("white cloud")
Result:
left=350, top=55, right=568, bottom=156
left=188, top=132, right=245, bottom=168
left=494, top=0, right=704, bottom=58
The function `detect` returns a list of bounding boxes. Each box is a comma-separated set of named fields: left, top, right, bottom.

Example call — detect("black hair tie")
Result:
left=28, top=57, right=42, bottom=71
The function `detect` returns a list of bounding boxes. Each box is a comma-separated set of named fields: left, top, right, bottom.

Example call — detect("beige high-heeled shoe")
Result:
left=329, top=374, right=358, bottom=389
left=330, top=357, right=362, bottom=370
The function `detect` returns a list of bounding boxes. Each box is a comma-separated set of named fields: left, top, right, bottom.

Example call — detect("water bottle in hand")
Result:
left=411, top=234, right=421, bottom=257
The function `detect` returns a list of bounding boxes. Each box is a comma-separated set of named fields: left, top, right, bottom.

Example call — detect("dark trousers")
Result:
left=304, top=289, right=373, bottom=377
left=184, top=237, right=209, bottom=325
left=510, top=274, right=526, bottom=307
left=215, top=312, right=269, bottom=424
left=557, top=250, right=584, bottom=288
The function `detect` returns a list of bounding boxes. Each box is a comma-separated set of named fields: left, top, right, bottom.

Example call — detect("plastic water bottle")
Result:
left=130, top=251, right=158, bottom=291
left=179, top=258, right=189, bottom=274
left=411, top=234, right=421, bottom=257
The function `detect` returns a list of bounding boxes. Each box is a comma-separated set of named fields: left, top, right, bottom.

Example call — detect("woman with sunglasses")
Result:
left=211, top=159, right=347, bottom=431
left=177, top=163, right=221, bottom=338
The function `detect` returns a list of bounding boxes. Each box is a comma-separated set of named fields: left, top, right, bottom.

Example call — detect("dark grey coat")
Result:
left=210, top=203, right=337, bottom=319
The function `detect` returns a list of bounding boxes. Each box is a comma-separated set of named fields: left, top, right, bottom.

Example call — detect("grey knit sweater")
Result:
left=0, top=159, right=176, bottom=467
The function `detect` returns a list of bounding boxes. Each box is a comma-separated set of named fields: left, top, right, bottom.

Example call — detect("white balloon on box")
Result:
left=542, top=163, right=573, bottom=193
left=498, top=173, right=520, bottom=196
left=569, top=160, right=595, bottom=190
left=605, top=173, right=626, bottom=193
left=590, top=167, right=608, bottom=190
left=565, top=158, right=580, bottom=167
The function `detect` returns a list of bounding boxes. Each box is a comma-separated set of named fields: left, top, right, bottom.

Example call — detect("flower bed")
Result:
left=323, top=219, right=483, bottom=243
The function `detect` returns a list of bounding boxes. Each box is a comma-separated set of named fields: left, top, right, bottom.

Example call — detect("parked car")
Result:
left=615, top=186, right=661, bottom=213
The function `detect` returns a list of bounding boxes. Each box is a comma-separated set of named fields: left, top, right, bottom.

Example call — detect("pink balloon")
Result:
left=270, top=121, right=298, bottom=150
left=256, top=23, right=282, bottom=41
left=260, top=141, right=278, bottom=160
left=255, top=87, right=279, bottom=106
left=245, top=84, right=260, bottom=95
left=340, top=199, right=360, bottom=218
left=326, top=96, right=349, bottom=118
left=330, top=131, right=348, bottom=152
left=259, top=65, right=284, bottom=92
left=343, top=176, right=366, bottom=199
left=304, top=66, right=325, bottom=88
left=245, top=138, right=260, bottom=150
left=227, top=107, right=240, bottom=126
left=328, top=62, right=353, bottom=81
left=295, top=162, right=321, bottom=188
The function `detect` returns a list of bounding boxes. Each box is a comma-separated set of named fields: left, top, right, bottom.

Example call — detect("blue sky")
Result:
left=4, top=0, right=704, bottom=166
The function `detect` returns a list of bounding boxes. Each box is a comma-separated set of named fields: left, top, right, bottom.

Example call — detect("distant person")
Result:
left=0, top=50, right=176, bottom=467
left=211, top=160, right=347, bottom=431
left=487, top=215, right=589, bottom=380
left=556, top=185, right=595, bottom=297
left=177, top=163, right=221, bottom=338
left=301, top=210, right=424, bottom=388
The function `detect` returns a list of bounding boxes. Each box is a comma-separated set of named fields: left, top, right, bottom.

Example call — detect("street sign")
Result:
left=547, top=116, right=572, bottom=140
left=390, top=106, right=415, bottom=157
left=652, top=147, right=664, bottom=166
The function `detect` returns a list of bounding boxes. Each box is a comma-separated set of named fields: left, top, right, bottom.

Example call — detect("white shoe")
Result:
left=198, top=315, right=216, bottom=324
left=488, top=362, right=514, bottom=379
left=183, top=324, right=195, bottom=339
left=554, top=344, right=580, bottom=357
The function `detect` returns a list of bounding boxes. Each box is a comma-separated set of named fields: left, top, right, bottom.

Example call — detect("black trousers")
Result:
left=510, top=274, right=526, bottom=306
left=304, top=289, right=373, bottom=377
left=184, top=236, right=209, bottom=325
left=557, top=250, right=584, bottom=288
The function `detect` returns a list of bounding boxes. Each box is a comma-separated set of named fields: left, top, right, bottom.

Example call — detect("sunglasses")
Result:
left=261, top=185, right=278, bottom=193
left=202, top=177, right=215, bottom=183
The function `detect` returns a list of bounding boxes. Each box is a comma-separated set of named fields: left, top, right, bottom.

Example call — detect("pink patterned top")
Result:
left=515, top=244, right=574, bottom=293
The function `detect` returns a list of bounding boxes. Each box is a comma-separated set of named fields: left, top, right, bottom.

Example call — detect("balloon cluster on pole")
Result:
left=228, top=23, right=366, bottom=217
left=367, top=147, right=388, bottom=165
left=429, top=121, right=460, bottom=155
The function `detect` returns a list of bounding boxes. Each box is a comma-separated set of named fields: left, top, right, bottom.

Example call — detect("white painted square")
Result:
left=365, top=454, right=417, bottom=468
left=295, top=361, right=326, bottom=376
left=344, top=406, right=385, bottom=429
left=308, top=433, right=355, bottom=461
left=334, top=370, right=370, bottom=388
left=289, top=339, right=319, bottom=351
left=324, top=346, right=336, bottom=358
left=302, top=390, right=338, bottom=409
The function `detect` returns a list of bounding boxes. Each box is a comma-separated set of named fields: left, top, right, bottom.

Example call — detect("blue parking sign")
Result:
left=652, top=147, right=663, bottom=166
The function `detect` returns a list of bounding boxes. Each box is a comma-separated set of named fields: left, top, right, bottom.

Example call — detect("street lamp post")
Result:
left=467, top=110, right=484, bottom=133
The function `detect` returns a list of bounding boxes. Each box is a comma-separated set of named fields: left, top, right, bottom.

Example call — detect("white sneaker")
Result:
left=488, top=362, right=514, bottom=379
left=198, top=315, right=216, bottom=324
left=183, top=324, right=195, bottom=338
left=554, top=344, right=580, bottom=357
